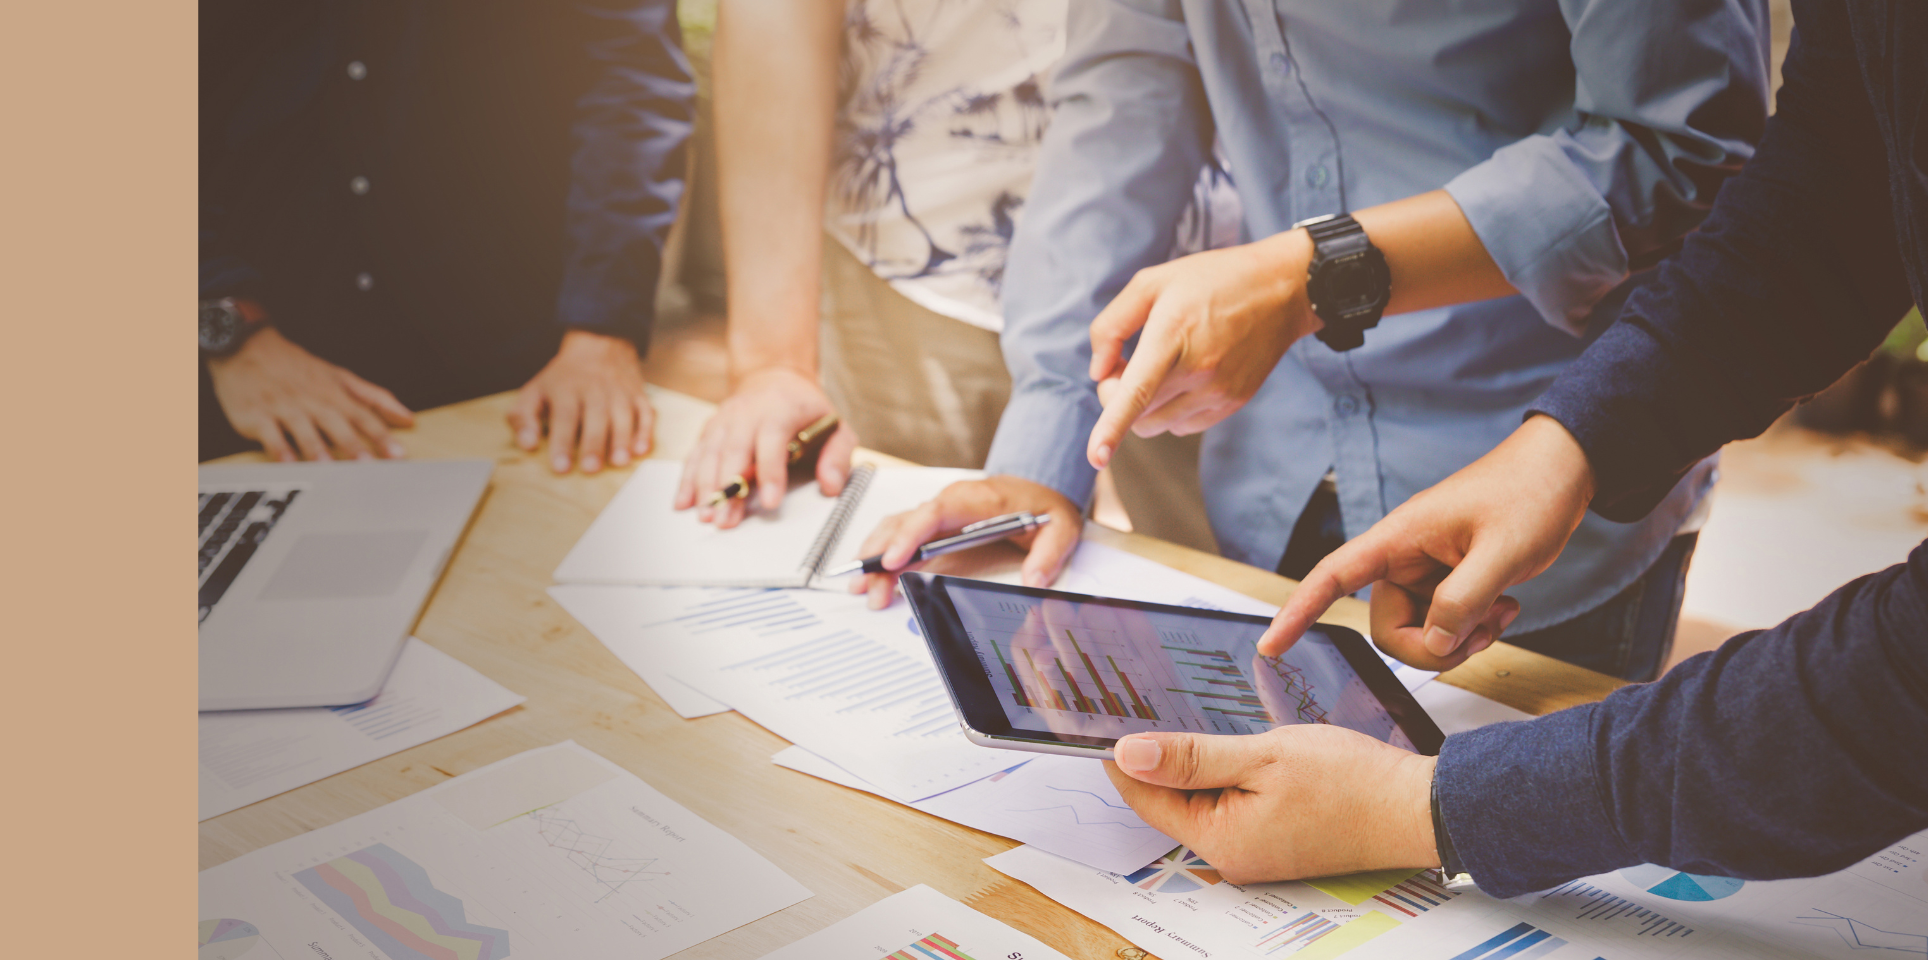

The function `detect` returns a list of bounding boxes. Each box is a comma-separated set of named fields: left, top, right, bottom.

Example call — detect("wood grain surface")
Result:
left=199, top=387, right=1621, bottom=960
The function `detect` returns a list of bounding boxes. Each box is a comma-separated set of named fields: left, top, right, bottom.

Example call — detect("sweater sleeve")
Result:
left=553, top=0, right=696, bottom=352
left=1527, top=0, right=1916, bottom=522
left=1436, top=537, right=1928, bottom=899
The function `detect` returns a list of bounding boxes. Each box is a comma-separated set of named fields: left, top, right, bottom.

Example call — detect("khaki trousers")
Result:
left=817, top=236, right=1219, bottom=554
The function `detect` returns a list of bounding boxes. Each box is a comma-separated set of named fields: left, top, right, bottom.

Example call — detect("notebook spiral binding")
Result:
left=801, top=462, right=877, bottom=583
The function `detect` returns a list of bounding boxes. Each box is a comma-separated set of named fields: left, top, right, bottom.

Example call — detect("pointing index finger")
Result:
left=1087, top=337, right=1179, bottom=470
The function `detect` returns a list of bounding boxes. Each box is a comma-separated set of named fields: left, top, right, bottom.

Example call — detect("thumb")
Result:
left=1417, top=546, right=1522, bottom=658
left=1019, top=510, right=1081, bottom=588
left=1113, top=732, right=1265, bottom=790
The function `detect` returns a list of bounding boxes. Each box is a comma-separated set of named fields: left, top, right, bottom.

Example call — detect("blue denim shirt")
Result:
left=984, top=0, right=1768, bottom=630
left=1443, top=0, right=1928, bottom=898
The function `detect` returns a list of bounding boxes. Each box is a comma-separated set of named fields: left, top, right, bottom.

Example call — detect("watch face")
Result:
left=200, top=301, right=245, bottom=354
left=1311, top=251, right=1389, bottom=314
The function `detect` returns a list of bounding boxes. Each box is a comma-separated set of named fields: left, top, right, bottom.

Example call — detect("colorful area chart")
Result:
left=198, top=919, right=262, bottom=960
left=1124, top=846, right=1223, bottom=893
left=887, top=932, right=978, bottom=960
left=1618, top=864, right=1745, bottom=902
left=294, top=843, right=511, bottom=960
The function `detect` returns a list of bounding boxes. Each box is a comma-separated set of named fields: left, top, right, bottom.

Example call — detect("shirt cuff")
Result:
left=983, top=383, right=1102, bottom=508
left=1435, top=704, right=1637, bottom=898
left=555, top=256, right=660, bottom=353
left=1444, top=136, right=1631, bottom=337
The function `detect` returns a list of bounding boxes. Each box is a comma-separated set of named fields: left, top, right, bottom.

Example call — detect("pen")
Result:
left=704, top=413, right=841, bottom=507
left=823, top=512, right=1052, bottom=577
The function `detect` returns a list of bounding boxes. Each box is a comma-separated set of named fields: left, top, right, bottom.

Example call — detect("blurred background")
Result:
left=643, top=0, right=1928, bottom=670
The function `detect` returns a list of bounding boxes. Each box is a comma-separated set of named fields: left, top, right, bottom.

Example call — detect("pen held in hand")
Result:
left=703, top=413, right=841, bottom=507
left=824, top=512, right=1052, bottom=578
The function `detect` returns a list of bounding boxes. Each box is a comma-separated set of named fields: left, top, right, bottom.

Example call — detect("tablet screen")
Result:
left=942, top=578, right=1417, bottom=751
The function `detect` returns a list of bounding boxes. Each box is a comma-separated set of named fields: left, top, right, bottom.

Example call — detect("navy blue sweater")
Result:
left=1437, top=0, right=1928, bottom=898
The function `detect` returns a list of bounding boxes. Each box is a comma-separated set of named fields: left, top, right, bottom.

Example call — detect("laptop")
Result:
left=198, top=459, right=493, bottom=711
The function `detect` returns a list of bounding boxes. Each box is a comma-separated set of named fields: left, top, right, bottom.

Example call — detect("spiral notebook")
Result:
left=553, top=460, right=982, bottom=588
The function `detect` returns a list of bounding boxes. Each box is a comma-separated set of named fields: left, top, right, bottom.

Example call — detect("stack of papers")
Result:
left=552, top=540, right=1434, bottom=876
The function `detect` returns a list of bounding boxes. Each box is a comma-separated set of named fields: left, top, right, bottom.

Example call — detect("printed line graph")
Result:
left=1791, top=908, right=1928, bottom=955
left=1010, top=785, right=1162, bottom=830
left=531, top=811, right=668, bottom=901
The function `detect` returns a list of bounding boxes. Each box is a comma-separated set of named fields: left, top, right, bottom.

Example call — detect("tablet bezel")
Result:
left=903, top=572, right=1444, bottom=757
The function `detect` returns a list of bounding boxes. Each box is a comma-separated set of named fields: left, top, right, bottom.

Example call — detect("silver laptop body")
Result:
left=198, top=459, right=492, bottom=711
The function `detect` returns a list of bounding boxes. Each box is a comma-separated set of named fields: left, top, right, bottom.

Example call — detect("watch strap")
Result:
left=1297, top=213, right=1390, bottom=352
left=1432, top=773, right=1475, bottom=888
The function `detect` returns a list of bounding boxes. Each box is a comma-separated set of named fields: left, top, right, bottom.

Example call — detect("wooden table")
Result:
left=199, top=387, right=1624, bottom=959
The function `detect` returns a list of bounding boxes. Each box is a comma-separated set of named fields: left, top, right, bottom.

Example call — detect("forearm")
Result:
left=1439, top=540, right=1928, bottom=897
left=559, top=0, right=695, bottom=348
left=713, top=0, right=842, bottom=380
left=1529, top=0, right=1913, bottom=520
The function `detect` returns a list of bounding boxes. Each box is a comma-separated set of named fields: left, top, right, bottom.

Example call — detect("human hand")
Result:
left=1085, top=231, right=1319, bottom=469
left=673, top=365, right=858, bottom=528
left=849, top=475, right=1083, bottom=609
left=1260, top=415, right=1596, bottom=670
left=508, top=329, right=654, bottom=474
left=206, top=326, right=414, bottom=461
left=1105, top=726, right=1438, bottom=883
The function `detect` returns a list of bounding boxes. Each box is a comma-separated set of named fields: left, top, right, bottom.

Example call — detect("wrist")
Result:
left=1256, top=229, right=1320, bottom=337
left=558, top=327, right=640, bottom=359
left=1520, top=414, right=1596, bottom=508
left=1398, top=753, right=1443, bottom=869
left=205, top=324, right=285, bottom=371
left=729, top=358, right=819, bottom=390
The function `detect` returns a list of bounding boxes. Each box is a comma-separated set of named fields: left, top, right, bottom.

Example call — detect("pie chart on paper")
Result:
left=1618, top=864, right=1745, bottom=902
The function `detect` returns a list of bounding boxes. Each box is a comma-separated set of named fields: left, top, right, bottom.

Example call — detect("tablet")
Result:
left=903, top=573, right=1444, bottom=759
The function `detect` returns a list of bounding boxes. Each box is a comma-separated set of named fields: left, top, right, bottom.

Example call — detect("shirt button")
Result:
left=1269, top=52, right=1290, bottom=74
left=346, top=60, right=367, bottom=80
left=349, top=175, right=370, bottom=195
left=1306, top=164, right=1330, bottom=189
left=1334, top=395, right=1360, bottom=416
left=356, top=272, right=375, bottom=292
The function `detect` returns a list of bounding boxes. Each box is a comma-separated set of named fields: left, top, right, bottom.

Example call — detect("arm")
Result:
left=1441, top=538, right=1928, bottom=896
left=200, top=4, right=414, bottom=461
left=672, top=0, right=858, bottom=524
left=1266, top=0, right=1911, bottom=665
left=1087, top=0, right=1772, bottom=455
left=1532, top=0, right=1915, bottom=520
left=846, top=0, right=1218, bottom=605
left=1104, top=537, right=1928, bottom=893
left=510, top=0, right=697, bottom=474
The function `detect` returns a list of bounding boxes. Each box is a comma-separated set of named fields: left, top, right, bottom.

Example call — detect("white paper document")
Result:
left=553, top=460, right=976, bottom=587
left=652, top=585, right=1016, bottom=801
left=775, top=745, right=1177, bottom=874
left=198, top=637, right=525, bottom=820
left=548, top=584, right=730, bottom=718
left=1347, top=831, right=1928, bottom=960
left=756, top=883, right=1074, bottom=960
left=199, top=741, right=812, bottom=960
left=978, top=687, right=1540, bottom=960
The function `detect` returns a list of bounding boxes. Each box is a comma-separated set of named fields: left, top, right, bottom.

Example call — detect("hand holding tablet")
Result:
left=903, top=573, right=1443, bottom=760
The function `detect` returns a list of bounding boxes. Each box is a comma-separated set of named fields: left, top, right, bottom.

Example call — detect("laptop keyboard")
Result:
left=199, top=487, right=302, bottom=622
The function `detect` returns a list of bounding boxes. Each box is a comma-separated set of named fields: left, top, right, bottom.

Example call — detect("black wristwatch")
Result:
left=200, top=297, right=270, bottom=357
left=1295, top=213, right=1391, bottom=351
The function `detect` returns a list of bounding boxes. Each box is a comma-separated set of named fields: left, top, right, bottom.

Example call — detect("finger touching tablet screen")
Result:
left=903, top=573, right=1443, bottom=759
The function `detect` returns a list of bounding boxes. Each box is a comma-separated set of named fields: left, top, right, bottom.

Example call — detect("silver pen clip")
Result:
left=960, top=511, right=1034, bottom=534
